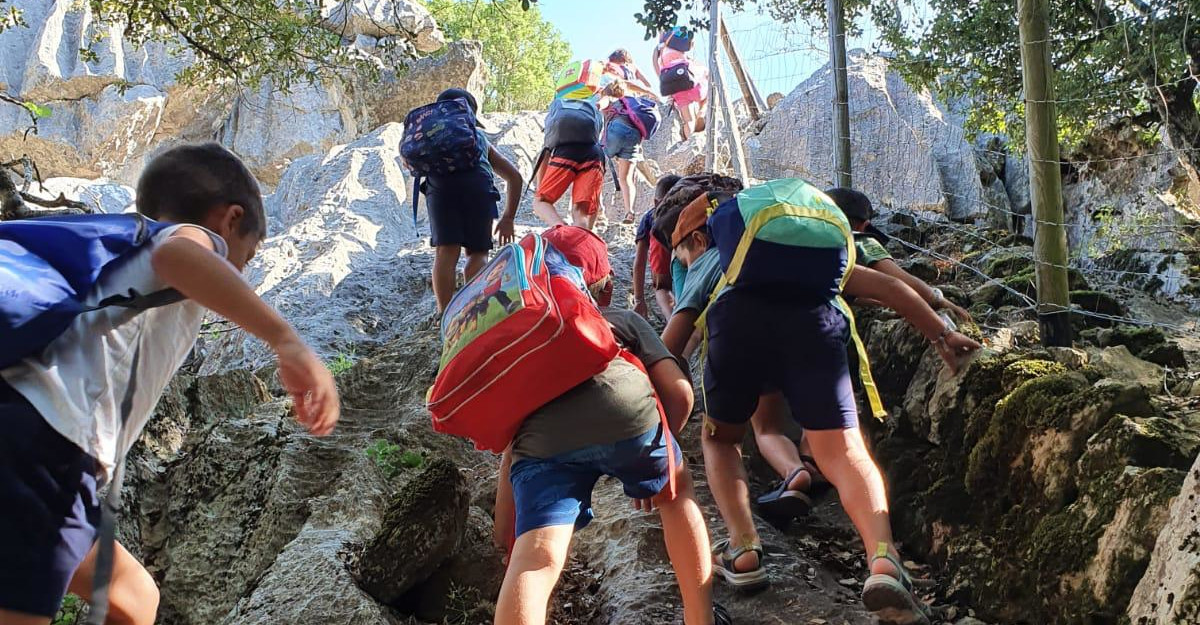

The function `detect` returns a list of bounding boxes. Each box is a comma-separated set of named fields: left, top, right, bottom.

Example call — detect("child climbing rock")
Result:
left=532, top=96, right=606, bottom=231
left=632, top=174, right=682, bottom=318
left=658, top=179, right=979, bottom=625
left=750, top=187, right=976, bottom=526
left=0, top=143, right=340, bottom=625
left=403, top=88, right=524, bottom=313
left=490, top=225, right=729, bottom=625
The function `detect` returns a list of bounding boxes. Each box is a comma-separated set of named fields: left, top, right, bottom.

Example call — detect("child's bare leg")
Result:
left=653, top=466, right=714, bottom=625
left=677, top=106, right=695, bottom=140
left=65, top=541, right=160, bottom=625
left=616, top=159, right=636, bottom=218
left=804, top=428, right=900, bottom=575
left=532, top=199, right=566, bottom=228
left=701, top=421, right=760, bottom=572
left=750, top=392, right=811, bottom=490
left=653, top=287, right=674, bottom=319
left=571, top=203, right=597, bottom=230
left=464, top=251, right=489, bottom=282
left=0, top=610, right=49, bottom=625
left=494, top=524, right=573, bottom=625
left=432, top=245, right=461, bottom=313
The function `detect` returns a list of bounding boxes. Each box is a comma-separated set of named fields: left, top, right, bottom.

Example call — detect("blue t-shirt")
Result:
left=671, top=258, right=687, bottom=301
left=674, top=247, right=725, bottom=314
left=635, top=210, right=655, bottom=243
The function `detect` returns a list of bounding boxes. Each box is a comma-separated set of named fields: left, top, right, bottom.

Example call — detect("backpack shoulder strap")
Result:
left=694, top=201, right=888, bottom=421
left=411, top=175, right=422, bottom=231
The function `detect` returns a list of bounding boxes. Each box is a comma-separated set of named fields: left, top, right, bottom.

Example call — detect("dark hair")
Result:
left=608, top=49, right=631, bottom=64
left=823, top=187, right=873, bottom=225
left=438, top=87, right=479, bottom=114
left=652, top=173, right=743, bottom=247
left=137, top=143, right=265, bottom=239
left=654, top=174, right=683, bottom=203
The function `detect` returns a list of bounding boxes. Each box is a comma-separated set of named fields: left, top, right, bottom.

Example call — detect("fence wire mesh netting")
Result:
left=702, top=2, right=1200, bottom=340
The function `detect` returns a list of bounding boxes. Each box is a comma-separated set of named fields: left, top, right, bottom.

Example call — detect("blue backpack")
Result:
left=615, top=96, right=661, bottom=140
left=0, top=213, right=184, bottom=370
left=401, top=98, right=485, bottom=226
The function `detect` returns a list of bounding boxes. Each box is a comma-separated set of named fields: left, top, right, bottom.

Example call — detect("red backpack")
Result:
left=428, top=232, right=619, bottom=452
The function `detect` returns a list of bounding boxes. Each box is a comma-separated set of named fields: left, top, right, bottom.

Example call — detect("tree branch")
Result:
left=20, top=191, right=88, bottom=211
left=155, top=9, right=240, bottom=81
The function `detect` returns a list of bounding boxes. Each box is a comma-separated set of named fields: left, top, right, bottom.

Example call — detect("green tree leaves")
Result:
left=426, top=0, right=572, bottom=112
left=634, top=0, right=1200, bottom=161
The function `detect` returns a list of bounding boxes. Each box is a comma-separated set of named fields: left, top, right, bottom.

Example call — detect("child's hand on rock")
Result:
left=935, top=331, right=981, bottom=374
left=275, top=340, right=340, bottom=436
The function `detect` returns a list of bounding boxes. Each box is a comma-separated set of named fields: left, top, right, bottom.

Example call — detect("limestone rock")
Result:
left=1127, top=452, right=1200, bottom=625
left=401, top=506, right=505, bottom=622
left=352, top=457, right=470, bottom=605
left=1088, top=346, right=1165, bottom=390
left=1066, top=129, right=1200, bottom=258
left=321, top=0, right=444, bottom=52
left=367, top=40, right=486, bottom=128
left=198, top=123, right=433, bottom=372
left=747, top=52, right=994, bottom=221
left=220, top=78, right=360, bottom=186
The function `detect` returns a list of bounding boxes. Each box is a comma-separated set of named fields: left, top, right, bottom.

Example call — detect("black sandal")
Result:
left=755, top=466, right=812, bottom=522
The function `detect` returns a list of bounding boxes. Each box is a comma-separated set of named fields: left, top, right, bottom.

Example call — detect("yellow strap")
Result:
left=837, top=296, right=888, bottom=420
left=695, top=198, right=888, bottom=423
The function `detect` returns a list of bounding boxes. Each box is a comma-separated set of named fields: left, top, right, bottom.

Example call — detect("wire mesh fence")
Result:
left=707, top=1, right=1200, bottom=339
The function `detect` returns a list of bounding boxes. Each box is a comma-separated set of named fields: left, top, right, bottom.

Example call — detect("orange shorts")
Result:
left=536, top=156, right=604, bottom=215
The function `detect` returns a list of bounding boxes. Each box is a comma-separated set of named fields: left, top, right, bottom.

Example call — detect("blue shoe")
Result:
left=756, top=466, right=812, bottom=522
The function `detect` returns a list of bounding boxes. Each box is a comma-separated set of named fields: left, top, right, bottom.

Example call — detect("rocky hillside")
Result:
left=4, top=2, right=1200, bottom=624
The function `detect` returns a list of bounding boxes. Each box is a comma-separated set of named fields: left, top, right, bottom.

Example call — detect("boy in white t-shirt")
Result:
left=0, top=143, right=340, bottom=625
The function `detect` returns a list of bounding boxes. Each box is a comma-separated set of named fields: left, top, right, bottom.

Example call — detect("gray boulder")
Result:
left=199, top=122, right=431, bottom=373
left=220, top=78, right=361, bottom=186
left=321, top=0, right=444, bottom=52
left=747, top=52, right=995, bottom=222
left=367, top=40, right=487, bottom=128
left=1127, top=450, right=1200, bottom=624
left=37, top=176, right=133, bottom=213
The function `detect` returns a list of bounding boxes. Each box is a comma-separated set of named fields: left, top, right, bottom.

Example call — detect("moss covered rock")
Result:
left=352, top=457, right=470, bottom=606
left=870, top=341, right=1192, bottom=624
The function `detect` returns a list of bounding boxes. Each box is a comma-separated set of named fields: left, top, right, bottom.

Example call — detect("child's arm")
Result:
left=151, top=228, right=339, bottom=435
left=494, top=445, right=517, bottom=552
left=647, top=358, right=693, bottom=434
left=661, top=309, right=700, bottom=361
left=869, top=258, right=972, bottom=322
left=844, top=265, right=980, bottom=373
left=632, top=239, right=651, bottom=318
left=489, top=146, right=524, bottom=246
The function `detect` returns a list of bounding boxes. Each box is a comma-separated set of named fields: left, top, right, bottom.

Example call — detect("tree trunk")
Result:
left=1161, top=29, right=1200, bottom=172
left=1157, top=80, right=1200, bottom=172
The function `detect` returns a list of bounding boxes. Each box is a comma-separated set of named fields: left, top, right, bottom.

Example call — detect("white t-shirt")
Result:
left=1, top=224, right=228, bottom=482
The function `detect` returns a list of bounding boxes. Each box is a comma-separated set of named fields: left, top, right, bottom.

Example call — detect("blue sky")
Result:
left=538, top=0, right=885, bottom=98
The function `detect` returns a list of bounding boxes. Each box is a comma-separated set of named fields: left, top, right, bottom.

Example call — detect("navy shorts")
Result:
left=0, top=380, right=100, bottom=617
left=424, top=173, right=501, bottom=253
left=702, top=289, right=858, bottom=431
left=509, top=424, right=682, bottom=537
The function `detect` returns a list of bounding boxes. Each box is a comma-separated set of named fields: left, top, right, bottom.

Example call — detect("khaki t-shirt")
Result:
left=854, top=233, right=893, bottom=267
left=511, top=310, right=677, bottom=460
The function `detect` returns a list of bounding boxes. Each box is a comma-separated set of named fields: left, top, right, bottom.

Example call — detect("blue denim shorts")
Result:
left=603, top=119, right=644, bottom=162
left=0, top=380, right=101, bottom=617
left=509, top=424, right=681, bottom=536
